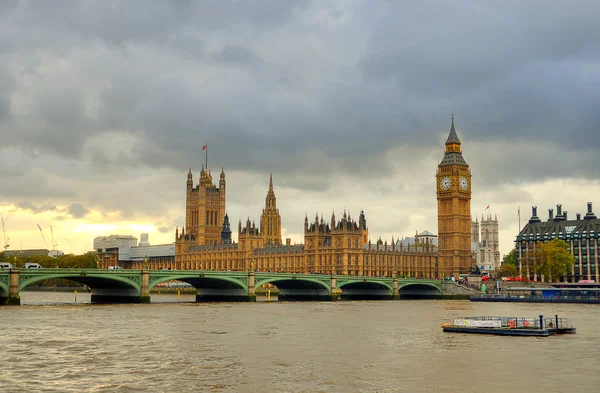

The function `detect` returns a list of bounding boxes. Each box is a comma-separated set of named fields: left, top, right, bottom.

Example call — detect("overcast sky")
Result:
left=1, top=0, right=599, bottom=257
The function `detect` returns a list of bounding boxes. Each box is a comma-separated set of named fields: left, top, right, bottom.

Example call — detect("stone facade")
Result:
left=185, top=165, right=226, bottom=245
left=175, top=171, right=439, bottom=278
left=471, top=214, right=501, bottom=273
left=436, top=116, right=473, bottom=277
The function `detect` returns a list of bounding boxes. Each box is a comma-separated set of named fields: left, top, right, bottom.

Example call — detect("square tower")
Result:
left=436, top=116, right=472, bottom=277
left=185, top=166, right=226, bottom=245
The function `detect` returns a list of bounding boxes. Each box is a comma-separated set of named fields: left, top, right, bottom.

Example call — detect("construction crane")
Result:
left=50, top=226, right=58, bottom=251
left=1, top=218, right=9, bottom=250
left=37, top=224, right=49, bottom=249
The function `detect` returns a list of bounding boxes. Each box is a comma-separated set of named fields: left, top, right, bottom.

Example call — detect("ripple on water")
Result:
left=2, top=295, right=600, bottom=393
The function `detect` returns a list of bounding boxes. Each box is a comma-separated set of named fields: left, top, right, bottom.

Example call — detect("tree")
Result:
left=537, top=239, right=574, bottom=282
left=499, top=263, right=516, bottom=278
left=497, top=249, right=517, bottom=278
left=501, top=249, right=517, bottom=266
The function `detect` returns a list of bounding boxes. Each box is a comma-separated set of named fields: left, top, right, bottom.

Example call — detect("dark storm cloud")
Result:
left=0, top=0, right=599, bottom=203
left=10, top=201, right=90, bottom=219
left=13, top=202, right=58, bottom=214
left=67, top=203, right=90, bottom=219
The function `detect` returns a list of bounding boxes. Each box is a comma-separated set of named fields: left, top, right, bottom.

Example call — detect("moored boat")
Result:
left=441, top=314, right=576, bottom=336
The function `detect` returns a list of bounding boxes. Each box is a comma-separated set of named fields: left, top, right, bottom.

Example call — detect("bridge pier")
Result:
left=330, top=275, right=340, bottom=301
left=393, top=277, right=400, bottom=300
left=2, top=269, right=21, bottom=306
left=140, top=270, right=150, bottom=304
left=248, top=272, right=256, bottom=302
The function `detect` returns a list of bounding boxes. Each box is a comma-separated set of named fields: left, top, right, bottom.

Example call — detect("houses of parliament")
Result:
left=173, top=119, right=472, bottom=278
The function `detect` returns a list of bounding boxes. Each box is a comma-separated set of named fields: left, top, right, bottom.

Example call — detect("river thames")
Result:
left=1, top=292, right=598, bottom=393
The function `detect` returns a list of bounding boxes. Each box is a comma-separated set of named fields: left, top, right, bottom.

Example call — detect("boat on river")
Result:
left=441, top=314, right=576, bottom=336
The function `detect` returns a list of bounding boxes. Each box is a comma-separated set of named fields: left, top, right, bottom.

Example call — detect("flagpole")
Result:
left=205, top=141, right=208, bottom=170
left=518, top=206, right=521, bottom=232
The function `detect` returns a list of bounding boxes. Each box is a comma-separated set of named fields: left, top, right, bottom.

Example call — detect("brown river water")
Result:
left=1, top=292, right=599, bottom=393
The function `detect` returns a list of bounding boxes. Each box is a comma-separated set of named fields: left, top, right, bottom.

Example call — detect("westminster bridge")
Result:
left=0, top=269, right=443, bottom=305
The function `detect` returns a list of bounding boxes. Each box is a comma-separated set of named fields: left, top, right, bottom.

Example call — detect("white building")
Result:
left=93, top=234, right=174, bottom=269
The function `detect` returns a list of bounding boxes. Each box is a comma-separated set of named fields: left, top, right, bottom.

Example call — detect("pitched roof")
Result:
left=445, top=119, right=461, bottom=144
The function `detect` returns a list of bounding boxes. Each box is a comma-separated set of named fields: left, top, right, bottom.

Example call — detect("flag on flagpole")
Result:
left=485, top=205, right=490, bottom=210
left=518, top=206, right=520, bottom=216
left=202, top=144, right=207, bottom=151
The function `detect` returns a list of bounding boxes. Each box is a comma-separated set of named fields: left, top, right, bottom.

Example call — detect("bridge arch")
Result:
left=17, top=271, right=142, bottom=303
left=18, top=272, right=141, bottom=293
left=337, top=280, right=394, bottom=293
left=398, top=282, right=442, bottom=298
left=150, top=274, right=249, bottom=302
left=255, top=276, right=331, bottom=301
left=337, top=280, right=394, bottom=300
left=0, top=280, right=8, bottom=297
left=149, top=275, right=248, bottom=292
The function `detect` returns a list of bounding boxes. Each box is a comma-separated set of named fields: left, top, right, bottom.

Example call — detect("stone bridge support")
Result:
left=331, top=275, right=340, bottom=301
left=140, top=270, right=150, bottom=304
left=393, top=277, right=400, bottom=300
left=4, top=270, right=21, bottom=305
left=248, top=272, right=256, bottom=302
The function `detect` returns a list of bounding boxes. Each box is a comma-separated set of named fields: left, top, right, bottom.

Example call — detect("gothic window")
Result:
left=206, top=211, right=209, bottom=225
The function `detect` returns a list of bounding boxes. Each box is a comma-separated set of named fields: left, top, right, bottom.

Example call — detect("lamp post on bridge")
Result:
left=143, top=255, right=148, bottom=270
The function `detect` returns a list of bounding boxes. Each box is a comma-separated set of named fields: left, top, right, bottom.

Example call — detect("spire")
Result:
left=439, top=114, right=467, bottom=167
left=264, top=173, right=277, bottom=210
left=445, top=112, right=461, bottom=145
left=187, top=166, right=193, bottom=188
left=221, top=213, right=232, bottom=244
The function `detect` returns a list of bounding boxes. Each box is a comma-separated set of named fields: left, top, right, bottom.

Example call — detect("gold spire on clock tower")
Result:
left=436, top=114, right=472, bottom=278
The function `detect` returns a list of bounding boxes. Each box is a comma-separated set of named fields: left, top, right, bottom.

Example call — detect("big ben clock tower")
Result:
left=437, top=114, right=472, bottom=278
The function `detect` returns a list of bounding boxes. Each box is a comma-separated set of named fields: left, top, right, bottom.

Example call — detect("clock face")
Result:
left=440, top=176, right=451, bottom=191
left=460, top=176, right=469, bottom=191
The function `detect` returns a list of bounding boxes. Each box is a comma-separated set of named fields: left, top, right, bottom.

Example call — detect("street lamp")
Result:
left=143, top=255, right=148, bottom=270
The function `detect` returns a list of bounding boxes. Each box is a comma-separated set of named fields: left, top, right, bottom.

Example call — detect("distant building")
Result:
left=515, top=203, right=599, bottom=282
left=93, top=234, right=174, bottom=269
left=471, top=214, right=501, bottom=273
left=4, top=249, right=51, bottom=258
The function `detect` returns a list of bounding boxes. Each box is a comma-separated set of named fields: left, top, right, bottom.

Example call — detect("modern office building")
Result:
left=515, top=203, right=599, bottom=282
left=94, top=234, right=174, bottom=269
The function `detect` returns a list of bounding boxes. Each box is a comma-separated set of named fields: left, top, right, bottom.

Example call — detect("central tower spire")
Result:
left=260, top=173, right=282, bottom=245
